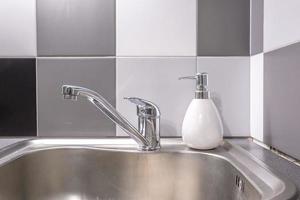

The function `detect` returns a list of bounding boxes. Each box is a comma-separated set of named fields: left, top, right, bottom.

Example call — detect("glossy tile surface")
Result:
left=37, top=58, right=116, bottom=137
left=197, top=57, right=250, bottom=136
left=197, top=0, right=250, bottom=56
left=264, top=42, right=300, bottom=160
left=37, top=0, right=115, bottom=56
left=264, top=0, right=300, bottom=52
left=250, top=54, right=264, bottom=141
left=250, top=0, right=264, bottom=55
left=0, top=59, right=36, bottom=136
left=116, top=0, right=197, bottom=56
left=116, top=57, right=196, bottom=136
left=0, top=0, right=36, bottom=56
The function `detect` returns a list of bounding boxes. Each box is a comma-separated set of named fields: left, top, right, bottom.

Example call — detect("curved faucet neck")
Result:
left=62, top=85, right=160, bottom=151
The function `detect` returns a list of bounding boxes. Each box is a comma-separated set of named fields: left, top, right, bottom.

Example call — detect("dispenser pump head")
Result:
left=179, top=72, right=210, bottom=99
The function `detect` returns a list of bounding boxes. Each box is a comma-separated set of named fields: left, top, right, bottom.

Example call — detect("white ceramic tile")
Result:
left=116, top=0, right=197, bottom=56
left=0, top=0, right=36, bottom=56
left=116, top=57, right=196, bottom=136
left=264, top=0, right=300, bottom=52
left=197, top=57, right=250, bottom=136
left=250, top=54, right=264, bottom=141
left=37, top=58, right=116, bottom=137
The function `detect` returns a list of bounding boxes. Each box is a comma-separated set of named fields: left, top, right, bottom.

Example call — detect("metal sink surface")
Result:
left=0, top=138, right=297, bottom=200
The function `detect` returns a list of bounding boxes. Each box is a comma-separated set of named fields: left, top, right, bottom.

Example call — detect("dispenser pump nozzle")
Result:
left=179, top=72, right=210, bottom=99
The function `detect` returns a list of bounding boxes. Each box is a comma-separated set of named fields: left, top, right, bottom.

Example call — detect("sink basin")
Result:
left=0, top=138, right=297, bottom=200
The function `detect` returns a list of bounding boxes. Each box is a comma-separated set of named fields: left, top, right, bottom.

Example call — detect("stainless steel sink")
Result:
left=0, top=138, right=297, bottom=200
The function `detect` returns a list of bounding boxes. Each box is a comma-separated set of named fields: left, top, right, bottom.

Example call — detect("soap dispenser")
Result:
left=179, top=73, right=223, bottom=149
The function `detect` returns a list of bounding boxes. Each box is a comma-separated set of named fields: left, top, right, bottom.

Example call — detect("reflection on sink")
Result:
left=0, top=139, right=297, bottom=200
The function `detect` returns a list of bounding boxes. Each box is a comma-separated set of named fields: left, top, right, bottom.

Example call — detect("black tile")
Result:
left=0, top=59, right=36, bottom=136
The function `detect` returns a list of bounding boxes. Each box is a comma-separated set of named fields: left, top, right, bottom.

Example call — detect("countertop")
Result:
left=0, top=137, right=299, bottom=192
left=229, top=138, right=300, bottom=192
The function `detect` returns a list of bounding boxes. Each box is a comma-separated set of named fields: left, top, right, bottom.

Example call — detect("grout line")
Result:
left=0, top=57, right=36, bottom=59
left=115, top=0, right=117, bottom=56
left=195, top=0, right=199, bottom=57
left=264, top=39, right=300, bottom=54
left=1, top=56, right=254, bottom=59
left=115, top=56, right=198, bottom=58
left=35, top=0, right=38, bottom=138
left=262, top=0, right=265, bottom=52
left=36, top=56, right=198, bottom=59
left=249, top=0, right=252, bottom=55
left=37, top=56, right=116, bottom=59
left=197, top=56, right=253, bottom=58
left=250, top=52, right=264, bottom=57
left=252, top=138, right=270, bottom=149
left=269, top=147, right=300, bottom=167
left=35, top=58, right=39, bottom=137
left=195, top=0, right=199, bottom=73
left=35, top=0, right=38, bottom=57
left=252, top=138, right=300, bottom=166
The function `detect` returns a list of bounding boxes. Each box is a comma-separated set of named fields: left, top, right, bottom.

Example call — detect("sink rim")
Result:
left=0, top=137, right=297, bottom=200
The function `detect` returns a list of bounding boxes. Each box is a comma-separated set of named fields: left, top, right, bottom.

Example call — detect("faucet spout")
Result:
left=62, top=85, right=159, bottom=151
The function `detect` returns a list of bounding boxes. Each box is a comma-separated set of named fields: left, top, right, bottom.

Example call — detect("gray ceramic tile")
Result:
left=0, top=0, right=36, bottom=56
left=37, top=0, right=115, bottom=56
left=264, top=42, right=300, bottom=160
left=250, top=0, right=263, bottom=55
left=116, top=0, right=197, bottom=56
left=116, top=57, right=196, bottom=136
left=37, top=58, right=116, bottom=137
left=197, top=57, right=250, bottom=136
left=197, top=0, right=250, bottom=56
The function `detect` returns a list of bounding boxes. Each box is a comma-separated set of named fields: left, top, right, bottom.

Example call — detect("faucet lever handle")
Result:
left=124, top=97, right=160, bottom=117
left=124, top=97, right=148, bottom=107
left=178, top=75, right=197, bottom=80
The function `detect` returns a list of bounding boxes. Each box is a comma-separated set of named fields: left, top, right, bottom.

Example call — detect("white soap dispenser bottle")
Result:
left=179, top=73, right=223, bottom=149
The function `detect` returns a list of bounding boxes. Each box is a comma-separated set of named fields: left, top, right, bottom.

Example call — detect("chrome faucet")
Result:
left=61, top=85, right=160, bottom=151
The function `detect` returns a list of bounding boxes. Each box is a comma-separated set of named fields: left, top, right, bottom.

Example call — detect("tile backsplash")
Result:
left=197, top=57, right=250, bottom=136
left=197, top=0, right=250, bottom=56
left=0, top=0, right=261, bottom=138
left=116, top=0, right=197, bottom=56
left=37, top=0, right=115, bottom=56
left=37, top=58, right=116, bottom=137
left=0, top=0, right=36, bottom=57
left=264, top=0, right=300, bottom=52
left=116, top=57, right=196, bottom=136
left=264, top=42, right=300, bottom=160
left=0, top=59, right=36, bottom=136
